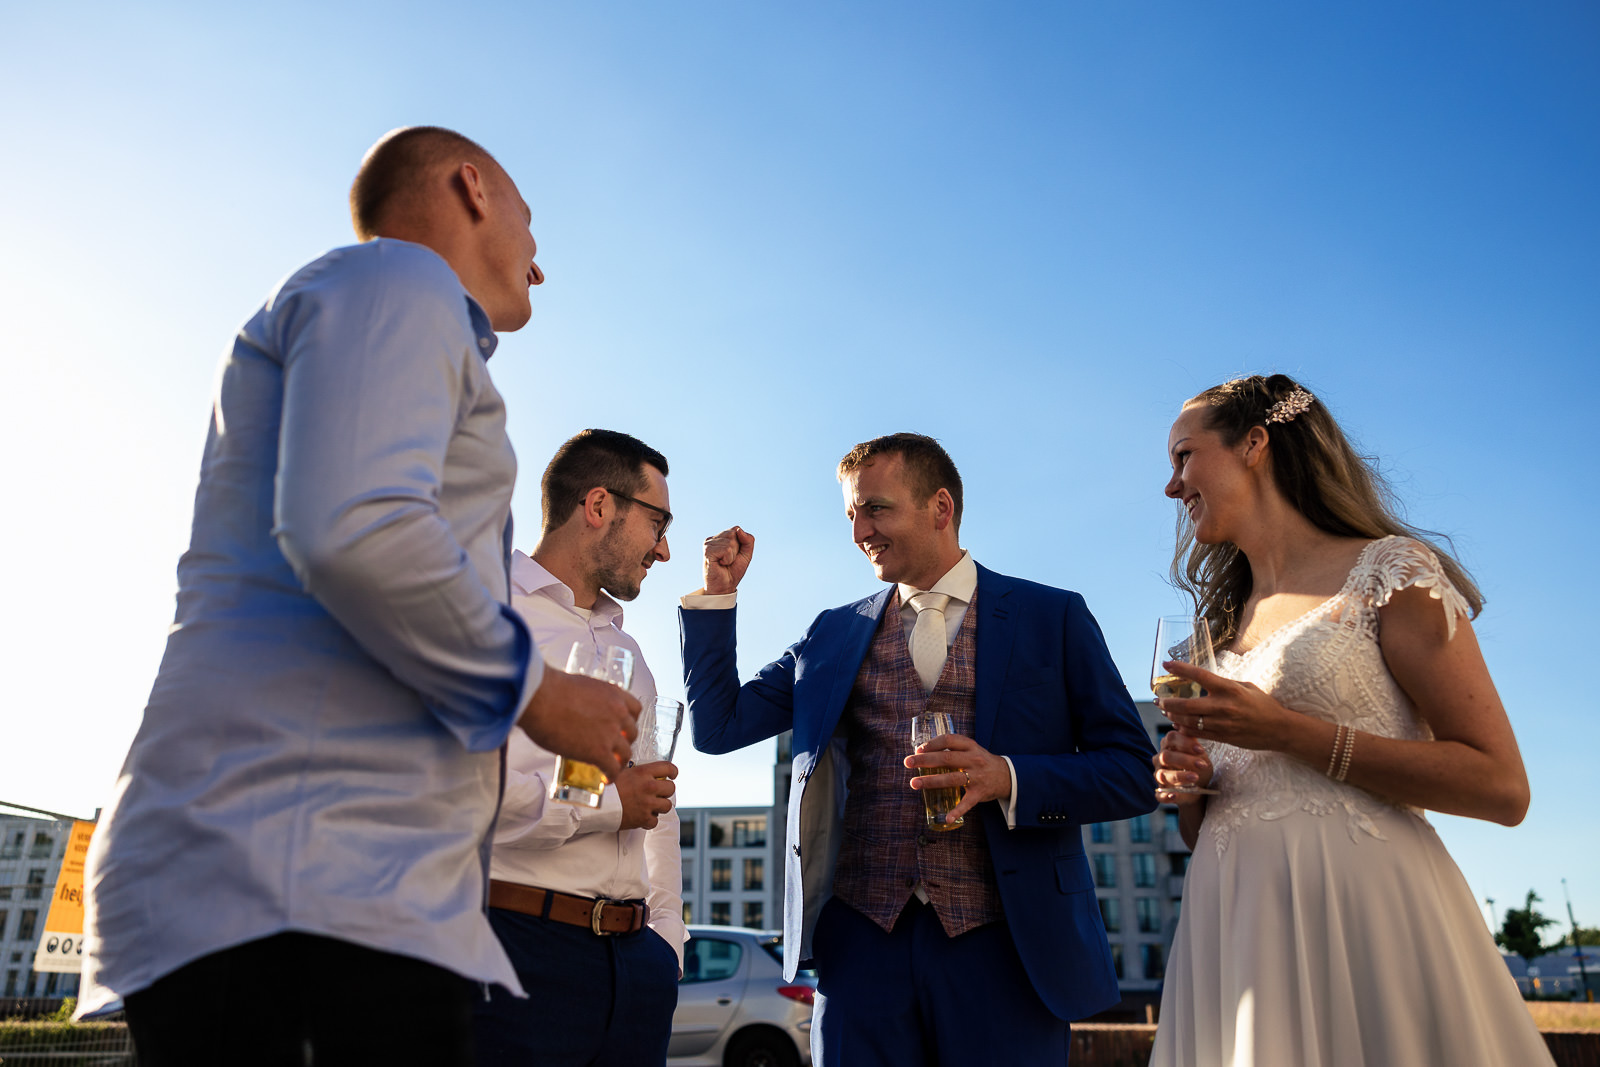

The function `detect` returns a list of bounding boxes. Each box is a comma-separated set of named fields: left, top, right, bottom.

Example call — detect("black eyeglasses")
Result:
left=606, top=488, right=672, bottom=543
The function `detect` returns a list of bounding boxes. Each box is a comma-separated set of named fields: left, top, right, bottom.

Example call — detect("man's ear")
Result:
left=453, top=161, right=490, bottom=222
left=580, top=486, right=610, bottom=530
left=932, top=488, right=955, bottom=532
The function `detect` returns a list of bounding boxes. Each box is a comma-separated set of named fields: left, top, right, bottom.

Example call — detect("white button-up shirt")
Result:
left=494, top=552, right=686, bottom=971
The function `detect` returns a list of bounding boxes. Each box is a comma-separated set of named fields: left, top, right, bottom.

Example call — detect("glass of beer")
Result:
left=550, top=643, right=635, bottom=807
left=1152, top=615, right=1220, bottom=795
left=910, top=710, right=964, bottom=831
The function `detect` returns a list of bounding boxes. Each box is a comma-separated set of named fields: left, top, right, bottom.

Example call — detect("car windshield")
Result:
left=757, top=934, right=817, bottom=979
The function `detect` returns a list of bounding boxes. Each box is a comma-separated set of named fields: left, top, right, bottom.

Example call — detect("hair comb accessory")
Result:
left=1266, top=386, right=1315, bottom=424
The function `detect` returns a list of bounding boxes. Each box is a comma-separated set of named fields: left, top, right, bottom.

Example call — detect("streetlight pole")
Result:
left=1486, top=897, right=1498, bottom=934
left=1562, top=879, right=1593, bottom=1003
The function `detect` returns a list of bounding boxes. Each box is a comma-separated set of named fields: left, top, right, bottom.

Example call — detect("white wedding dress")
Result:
left=1150, top=537, right=1553, bottom=1067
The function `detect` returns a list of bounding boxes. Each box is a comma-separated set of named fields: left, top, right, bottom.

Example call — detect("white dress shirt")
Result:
left=683, top=551, right=1021, bottom=827
left=495, top=551, right=686, bottom=971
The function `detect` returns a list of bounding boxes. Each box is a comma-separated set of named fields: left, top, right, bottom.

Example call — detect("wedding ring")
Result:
left=963, top=770, right=972, bottom=787
left=1197, top=716, right=1205, bottom=733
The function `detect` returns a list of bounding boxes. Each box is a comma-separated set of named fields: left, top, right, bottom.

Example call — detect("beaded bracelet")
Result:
left=1334, top=727, right=1356, bottom=782
left=1324, top=724, right=1348, bottom=778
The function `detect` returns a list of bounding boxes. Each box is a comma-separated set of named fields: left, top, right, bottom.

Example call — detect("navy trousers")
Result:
left=472, top=906, right=680, bottom=1067
left=810, top=897, right=1070, bottom=1067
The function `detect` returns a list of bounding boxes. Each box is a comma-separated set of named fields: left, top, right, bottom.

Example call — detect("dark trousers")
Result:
left=810, top=897, right=1070, bottom=1067
left=472, top=906, right=680, bottom=1067
left=123, top=931, right=475, bottom=1067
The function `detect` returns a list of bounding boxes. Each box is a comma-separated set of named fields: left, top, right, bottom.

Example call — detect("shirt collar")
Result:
left=464, top=295, right=499, bottom=360
left=510, top=550, right=625, bottom=627
left=898, top=550, right=976, bottom=607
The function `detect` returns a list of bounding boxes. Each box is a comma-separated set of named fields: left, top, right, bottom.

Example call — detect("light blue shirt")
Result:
left=80, top=239, right=539, bottom=1013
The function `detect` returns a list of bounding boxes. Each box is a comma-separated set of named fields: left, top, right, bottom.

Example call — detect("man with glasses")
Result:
left=681, top=433, right=1157, bottom=1066
left=474, top=429, right=686, bottom=1067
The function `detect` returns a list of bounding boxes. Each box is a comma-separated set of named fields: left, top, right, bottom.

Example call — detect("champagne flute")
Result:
left=550, top=642, right=635, bottom=807
left=1152, top=615, right=1220, bottom=796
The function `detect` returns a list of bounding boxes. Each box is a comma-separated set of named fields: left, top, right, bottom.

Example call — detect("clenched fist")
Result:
left=701, top=526, right=755, bottom=595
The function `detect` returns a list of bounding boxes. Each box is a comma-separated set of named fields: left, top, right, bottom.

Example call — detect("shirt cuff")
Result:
left=1001, top=755, right=1019, bottom=830
left=681, top=591, right=737, bottom=610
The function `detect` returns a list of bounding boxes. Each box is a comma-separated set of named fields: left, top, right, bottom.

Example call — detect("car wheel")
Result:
left=724, top=1027, right=801, bottom=1067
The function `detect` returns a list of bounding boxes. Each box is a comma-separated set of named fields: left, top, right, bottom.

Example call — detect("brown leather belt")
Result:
left=488, top=879, right=645, bottom=936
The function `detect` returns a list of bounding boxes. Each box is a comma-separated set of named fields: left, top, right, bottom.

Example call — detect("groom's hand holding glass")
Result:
left=905, top=731, right=1012, bottom=826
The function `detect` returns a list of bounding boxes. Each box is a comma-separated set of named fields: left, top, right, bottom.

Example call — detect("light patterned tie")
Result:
left=908, top=592, right=952, bottom=693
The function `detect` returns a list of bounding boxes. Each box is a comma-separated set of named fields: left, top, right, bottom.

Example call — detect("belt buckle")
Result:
left=591, top=898, right=612, bottom=936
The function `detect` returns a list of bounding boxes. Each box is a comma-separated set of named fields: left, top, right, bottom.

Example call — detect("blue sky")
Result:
left=2, top=2, right=1595, bottom=927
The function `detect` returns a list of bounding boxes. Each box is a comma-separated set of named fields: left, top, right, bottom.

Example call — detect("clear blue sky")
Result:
left=2, top=2, right=1594, bottom=927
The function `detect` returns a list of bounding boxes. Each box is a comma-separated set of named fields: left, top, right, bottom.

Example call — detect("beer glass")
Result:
left=550, top=643, right=635, bottom=807
left=910, top=710, right=964, bottom=831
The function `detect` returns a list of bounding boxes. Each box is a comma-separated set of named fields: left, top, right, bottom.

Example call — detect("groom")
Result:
left=680, top=433, right=1156, bottom=1065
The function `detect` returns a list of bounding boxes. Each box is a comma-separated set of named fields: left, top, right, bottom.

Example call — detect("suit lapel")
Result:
left=806, top=587, right=894, bottom=753
left=973, top=564, right=1016, bottom=749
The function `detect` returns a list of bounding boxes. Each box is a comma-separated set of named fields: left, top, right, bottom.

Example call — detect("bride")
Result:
left=1148, top=374, right=1552, bottom=1066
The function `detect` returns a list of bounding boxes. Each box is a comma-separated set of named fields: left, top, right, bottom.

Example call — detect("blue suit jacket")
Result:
left=680, top=563, right=1157, bottom=1022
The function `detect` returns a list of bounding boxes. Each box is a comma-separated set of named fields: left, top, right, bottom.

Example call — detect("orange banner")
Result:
left=32, top=820, right=95, bottom=974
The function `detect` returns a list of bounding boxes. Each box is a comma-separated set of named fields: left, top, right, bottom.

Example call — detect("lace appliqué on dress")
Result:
left=1203, top=537, right=1469, bottom=858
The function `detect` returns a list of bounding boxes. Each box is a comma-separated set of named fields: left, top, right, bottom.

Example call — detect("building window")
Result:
left=1090, top=822, right=1114, bottom=844
left=743, top=858, right=764, bottom=891
left=1169, top=853, right=1189, bottom=876
left=743, top=902, right=764, bottom=929
left=710, top=859, right=731, bottom=891
left=709, top=821, right=727, bottom=847
left=17, top=910, right=37, bottom=942
left=24, top=869, right=45, bottom=901
left=1110, top=944, right=1123, bottom=979
left=3, top=971, right=15, bottom=997
left=1133, top=854, right=1157, bottom=889
left=1098, top=896, right=1120, bottom=933
left=1129, top=815, right=1151, bottom=844
left=1164, top=809, right=1181, bottom=835
left=710, top=902, right=731, bottom=926
left=0, top=911, right=7, bottom=940
left=680, top=820, right=695, bottom=848
left=682, top=902, right=692, bottom=924
left=1136, top=897, right=1161, bottom=934
left=1092, top=853, right=1116, bottom=888
left=29, top=833, right=54, bottom=860
left=1141, top=943, right=1165, bottom=981
left=0, top=886, right=9, bottom=901
left=1, top=831, right=24, bottom=860
left=682, top=864, right=693, bottom=893
left=43, top=972, right=58, bottom=996
left=732, top=818, right=765, bottom=848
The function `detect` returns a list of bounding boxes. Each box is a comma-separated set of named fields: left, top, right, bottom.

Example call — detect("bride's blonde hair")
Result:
left=1172, top=374, right=1482, bottom=647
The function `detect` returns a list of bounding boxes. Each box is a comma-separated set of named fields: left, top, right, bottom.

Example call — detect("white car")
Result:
left=668, top=926, right=816, bottom=1067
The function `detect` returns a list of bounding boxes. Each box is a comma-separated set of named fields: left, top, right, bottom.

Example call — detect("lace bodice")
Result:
left=1202, top=536, right=1472, bottom=857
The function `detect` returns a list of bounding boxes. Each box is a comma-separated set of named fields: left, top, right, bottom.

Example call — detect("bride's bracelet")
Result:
left=1336, top=728, right=1355, bottom=782
left=1325, top=724, right=1351, bottom=780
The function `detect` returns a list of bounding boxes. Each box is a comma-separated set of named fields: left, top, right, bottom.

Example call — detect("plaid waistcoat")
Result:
left=830, top=590, right=1003, bottom=937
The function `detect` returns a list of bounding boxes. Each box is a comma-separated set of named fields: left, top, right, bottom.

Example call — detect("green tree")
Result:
left=1496, top=889, right=1558, bottom=965
left=1563, top=925, right=1600, bottom=948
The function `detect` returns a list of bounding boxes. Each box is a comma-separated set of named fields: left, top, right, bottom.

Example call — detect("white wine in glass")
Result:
left=1152, top=615, right=1220, bottom=796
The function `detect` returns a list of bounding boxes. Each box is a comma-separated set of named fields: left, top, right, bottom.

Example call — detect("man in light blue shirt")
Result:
left=79, top=127, right=640, bottom=1066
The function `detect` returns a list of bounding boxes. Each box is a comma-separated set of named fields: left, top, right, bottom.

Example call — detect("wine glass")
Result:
left=1152, top=615, right=1220, bottom=796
